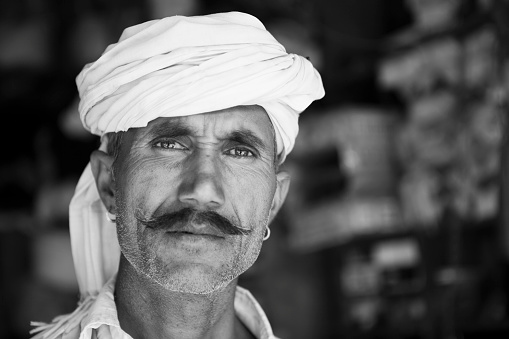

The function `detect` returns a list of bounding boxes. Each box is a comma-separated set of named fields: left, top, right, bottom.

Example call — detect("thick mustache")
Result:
left=136, top=208, right=252, bottom=236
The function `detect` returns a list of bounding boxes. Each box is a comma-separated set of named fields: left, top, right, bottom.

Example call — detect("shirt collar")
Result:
left=79, top=277, right=278, bottom=339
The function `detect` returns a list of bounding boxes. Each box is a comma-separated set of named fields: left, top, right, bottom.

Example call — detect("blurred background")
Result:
left=1, top=0, right=509, bottom=338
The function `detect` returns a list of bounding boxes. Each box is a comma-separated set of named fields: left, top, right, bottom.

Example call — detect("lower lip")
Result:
left=167, top=232, right=223, bottom=242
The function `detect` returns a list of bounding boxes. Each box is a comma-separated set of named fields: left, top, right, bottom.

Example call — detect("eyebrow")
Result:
left=146, top=120, right=195, bottom=139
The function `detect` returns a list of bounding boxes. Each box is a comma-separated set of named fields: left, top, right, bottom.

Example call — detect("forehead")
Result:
left=136, top=105, right=275, bottom=141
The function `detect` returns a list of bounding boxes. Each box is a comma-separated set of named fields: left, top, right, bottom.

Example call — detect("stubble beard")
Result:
left=114, top=198, right=268, bottom=295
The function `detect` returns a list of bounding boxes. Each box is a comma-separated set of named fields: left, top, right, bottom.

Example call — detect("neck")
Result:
left=114, top=255, right=252, bottom=339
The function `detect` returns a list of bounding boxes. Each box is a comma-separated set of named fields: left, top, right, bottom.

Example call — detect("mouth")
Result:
left=165, top=222, right=226, bottom=238
left=170, top=231, right=223, bottom=239
left=163, top=230, right=226, bottom=245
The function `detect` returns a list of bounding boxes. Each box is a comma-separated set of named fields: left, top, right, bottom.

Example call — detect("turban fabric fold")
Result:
left=77, top=11, right=324, bottom=159
left=31, top=11, right=324, bottom=339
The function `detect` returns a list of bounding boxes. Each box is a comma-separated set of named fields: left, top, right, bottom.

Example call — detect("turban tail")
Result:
left=70, top=10, right=323, bottom=308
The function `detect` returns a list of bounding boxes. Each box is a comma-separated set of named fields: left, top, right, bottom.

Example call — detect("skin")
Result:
left=91, top=105, right=290, bottom=339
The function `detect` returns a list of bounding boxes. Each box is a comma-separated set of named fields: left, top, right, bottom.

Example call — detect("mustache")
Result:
left=135, top=207, right=252, bottom=236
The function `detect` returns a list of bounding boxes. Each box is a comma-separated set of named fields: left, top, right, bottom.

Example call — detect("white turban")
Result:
left=77, top=11, right=324, bottom=159
left=31, top=11, right=324, bottom=339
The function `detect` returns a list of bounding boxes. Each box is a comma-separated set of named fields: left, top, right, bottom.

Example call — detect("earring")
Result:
left=263, top=227, right=271, bottom=241
left=106, top=212, right=116, bottom=223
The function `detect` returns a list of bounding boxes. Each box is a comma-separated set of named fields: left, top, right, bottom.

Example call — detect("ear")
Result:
left=90, top=150, right=116, bottom=214
left=268, top=170, right=291, bottom=222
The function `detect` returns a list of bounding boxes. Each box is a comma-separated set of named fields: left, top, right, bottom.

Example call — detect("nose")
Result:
left=177, top=152, right=225, bottom=209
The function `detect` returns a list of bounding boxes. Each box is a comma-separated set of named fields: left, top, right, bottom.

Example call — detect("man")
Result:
left=31, top=12, right=324, bottom=339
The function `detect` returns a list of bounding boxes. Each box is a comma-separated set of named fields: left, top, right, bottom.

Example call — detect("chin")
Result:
left=162, top=278, right=231, bottom=295
left=146, top=261, right=238, bottom=295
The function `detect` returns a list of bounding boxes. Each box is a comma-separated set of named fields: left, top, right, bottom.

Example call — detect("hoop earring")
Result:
left=263, top=227, right=271, bottom=241
left=106, top=212, right=116, bottom=223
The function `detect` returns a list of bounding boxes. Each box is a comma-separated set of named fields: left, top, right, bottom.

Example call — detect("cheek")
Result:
left=223, top=164, right=276, bottom=220
left=115, top=155, right=182, bottom=215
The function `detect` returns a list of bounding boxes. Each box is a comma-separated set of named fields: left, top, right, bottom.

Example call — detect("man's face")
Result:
left=112, top=106, right=281, bottom=294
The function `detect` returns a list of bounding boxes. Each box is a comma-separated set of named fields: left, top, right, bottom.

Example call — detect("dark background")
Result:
left=2, top=0, right=509, bottom=338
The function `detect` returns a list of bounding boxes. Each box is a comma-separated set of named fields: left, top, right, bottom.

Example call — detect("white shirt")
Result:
left=76, top=277, right=280, bottom=339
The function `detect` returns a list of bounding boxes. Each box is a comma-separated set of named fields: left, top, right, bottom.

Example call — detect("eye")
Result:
left=153, top=139, right=187, bottom=150
left=226, top=147, right=255, bottom=158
